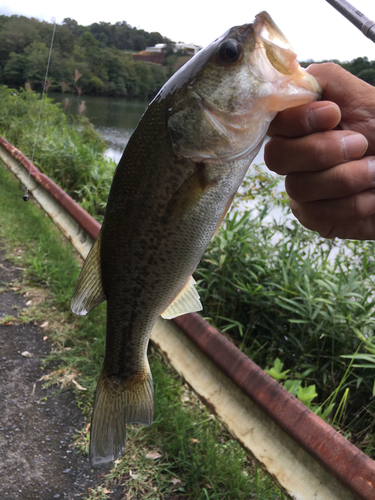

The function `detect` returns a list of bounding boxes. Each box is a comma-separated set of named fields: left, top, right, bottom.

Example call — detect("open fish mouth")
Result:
left=254, top=11, right=299, bottom=75
left=200, top=11, right=322, bottom=136
left=253, top=11, right=322, bottom=99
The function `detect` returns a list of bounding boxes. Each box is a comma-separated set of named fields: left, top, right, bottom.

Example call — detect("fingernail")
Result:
left=308, top=103, right=340, bottom=130
left=342, top=134, right=368, bottom=160
left=368, top=158, right=375, bottom=183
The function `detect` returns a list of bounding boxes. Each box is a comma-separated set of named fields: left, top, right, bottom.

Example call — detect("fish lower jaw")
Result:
left=180, top=140, right=265, bottom=163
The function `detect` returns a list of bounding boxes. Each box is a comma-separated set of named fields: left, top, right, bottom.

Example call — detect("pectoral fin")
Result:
left=71, top=231, right=106, bottom=316
left=165, top=163, right=216, bottom=221
left=161, top=276, right=202, bottom=319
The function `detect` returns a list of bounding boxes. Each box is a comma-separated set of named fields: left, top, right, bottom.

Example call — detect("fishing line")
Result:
left=23, top=18, right=56, bottom=202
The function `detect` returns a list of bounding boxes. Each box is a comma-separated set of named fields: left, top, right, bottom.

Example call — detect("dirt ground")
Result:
left=0, top=250, right=123, bottom=499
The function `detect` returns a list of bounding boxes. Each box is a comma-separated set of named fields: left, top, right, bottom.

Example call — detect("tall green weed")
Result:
left=0, top=85, right=115, bottom=222
left=196, top=168, right=375, bottom=452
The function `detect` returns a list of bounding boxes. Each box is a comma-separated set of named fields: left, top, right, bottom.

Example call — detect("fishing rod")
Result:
left=325, top=0, right=375, bottom=43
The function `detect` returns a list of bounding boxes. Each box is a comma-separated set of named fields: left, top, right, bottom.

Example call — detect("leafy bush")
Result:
left=195, top=168, right=375, bottom=452
left=0, top=85, right=114, bottom=221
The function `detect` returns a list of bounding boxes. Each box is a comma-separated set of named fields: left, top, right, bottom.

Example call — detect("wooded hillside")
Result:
left=0, top=15, right=175, bottom=98
left=0, top=15, right=374, bottom=99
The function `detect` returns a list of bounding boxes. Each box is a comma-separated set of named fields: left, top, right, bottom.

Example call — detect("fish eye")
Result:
left=218, top=39, right=242, bottom=64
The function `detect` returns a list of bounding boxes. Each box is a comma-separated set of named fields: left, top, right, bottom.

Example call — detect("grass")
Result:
left=0, top=163, right=288, bottom=498
left=195, top=167, right=375, bottom=454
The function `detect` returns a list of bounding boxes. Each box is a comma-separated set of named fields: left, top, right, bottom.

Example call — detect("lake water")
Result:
left=51, top=94, right=149, bottom=162
left=51, top=93, right=267, bottom=166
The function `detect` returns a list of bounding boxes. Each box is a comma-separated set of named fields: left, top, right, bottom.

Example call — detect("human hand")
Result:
left=265, top=62, right=375, bottom=240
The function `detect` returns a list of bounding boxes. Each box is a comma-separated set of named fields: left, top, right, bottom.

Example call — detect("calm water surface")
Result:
left=51, top=93, right=149, bottom=162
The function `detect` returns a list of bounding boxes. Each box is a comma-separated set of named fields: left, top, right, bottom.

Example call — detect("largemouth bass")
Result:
left=71, top=11, right=321, bottom=466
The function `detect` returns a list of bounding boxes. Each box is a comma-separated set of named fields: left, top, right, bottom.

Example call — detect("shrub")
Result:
left=195, top=168, right=375, bottom=451
left=0, top=85, right=114, bottom=222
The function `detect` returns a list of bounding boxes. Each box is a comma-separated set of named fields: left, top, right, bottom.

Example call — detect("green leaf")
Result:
left=297, top=385, right=318, bottom=405
left=283, top=379, right=301, bottom=396
left=265, top=358, right=290, bottom=380
left=315, top=402, right=335, bottom=421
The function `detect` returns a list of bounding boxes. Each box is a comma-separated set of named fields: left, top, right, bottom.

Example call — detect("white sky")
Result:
left=0, top=0, right=374, bottom=62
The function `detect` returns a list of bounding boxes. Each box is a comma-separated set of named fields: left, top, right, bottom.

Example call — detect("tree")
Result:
left=55, top=25, right=75, bottom=55
left=347, top=56, right=371, bottom=76
left=0, top=16, right=40, bottom=64
left=23, top=42, right=49, bottom=88
left=62, top=18, right=83, bottom=38
left=3, top=52, right=25, bottom=86
left=148, top=32, right=164, bottom=47
left=79, top=32, right=100, bottom=63
left=356, top=68, right=375, bottom=86
left=0, top=14, right=171, bottom=97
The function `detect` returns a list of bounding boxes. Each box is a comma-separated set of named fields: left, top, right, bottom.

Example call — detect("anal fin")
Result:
left=161, top=276, right=202, bottom=319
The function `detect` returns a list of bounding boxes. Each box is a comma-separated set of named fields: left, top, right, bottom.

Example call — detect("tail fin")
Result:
left=89, top=366, right=154, bottom=467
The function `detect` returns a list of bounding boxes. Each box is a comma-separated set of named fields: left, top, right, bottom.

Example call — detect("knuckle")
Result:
left=290, top=200, right=317, bottom=231
left=309, top=134, right=344, bottom=169
left=337, top=166, right=356, bottom=194
left=318, top=227, right=336, bottom=239
left=320, top=62, right=339, bottom=73
left=285, top=173, right=303, bottom=201
left=264, top=138, right=284, bottom=173
left=350, top=195, right=368, bottom=221
left=309, top=61, right=340, bottom=76
left=311, top=139, right=333, bottom=165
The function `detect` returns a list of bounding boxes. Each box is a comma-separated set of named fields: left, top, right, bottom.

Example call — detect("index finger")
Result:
left=267, top=101, right=341, bottom=138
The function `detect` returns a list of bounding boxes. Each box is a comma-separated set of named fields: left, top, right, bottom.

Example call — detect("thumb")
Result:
left=306, top=62, right=369, bottom=109
left=307, top=62, right=375, bottom=156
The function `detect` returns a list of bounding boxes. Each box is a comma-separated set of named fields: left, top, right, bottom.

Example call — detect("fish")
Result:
left=71, top=11, right=322, bottom=467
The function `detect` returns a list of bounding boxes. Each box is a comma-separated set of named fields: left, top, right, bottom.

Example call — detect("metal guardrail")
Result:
left=0, top=136, right=99, bottom=258
left=1, top=135, right=375, bottom=499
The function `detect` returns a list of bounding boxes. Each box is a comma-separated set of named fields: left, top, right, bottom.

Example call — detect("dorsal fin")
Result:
left=161, top=276, right=202, bottom=319
left=71, top=231, right=106, bottom=316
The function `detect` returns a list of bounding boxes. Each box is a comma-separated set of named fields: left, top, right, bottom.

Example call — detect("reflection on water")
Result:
left=51, top=93, right=149, bottom=162
left=96, top=126, right=133, bottom=163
